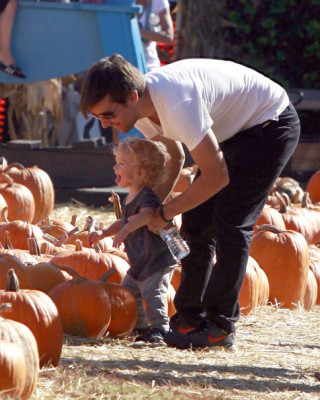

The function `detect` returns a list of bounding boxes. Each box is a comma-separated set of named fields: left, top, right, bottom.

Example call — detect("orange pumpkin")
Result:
left=239, top=256, right=261, bottom=315
left=27, top=262, right=73, bottom=294
left=50, top=248, right=129, bottom=283
left=49, top=277, right=111, bottom=339
left=306, top=170, right=320, bottom=203
left=0, top=253, right=32, bottom=289
left=98, top=281, right=137, bottom=338
left=303, top=269, right=318, bottom=311
left=0, top=339, right=27, bottom=399
left=0, top=174, right=35, bottom=223
left=0, top=219, right=44, bottom=250
left=3, top=163, right=55, bottom=224
left=249, top=225, right=309, bottom=309
left=0, top=303, right=39, bottom=399
left=0, top=270, right=63, bottom=368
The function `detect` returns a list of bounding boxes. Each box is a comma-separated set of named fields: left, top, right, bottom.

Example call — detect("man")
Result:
left=80, top=54, right=300, bottom=349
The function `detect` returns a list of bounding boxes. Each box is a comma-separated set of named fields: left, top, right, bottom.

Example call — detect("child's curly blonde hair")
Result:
left=113, top=137, right=171, bottom=188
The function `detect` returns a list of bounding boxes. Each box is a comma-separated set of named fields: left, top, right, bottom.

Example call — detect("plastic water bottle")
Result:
left=160, top=222, right=190, bottom=261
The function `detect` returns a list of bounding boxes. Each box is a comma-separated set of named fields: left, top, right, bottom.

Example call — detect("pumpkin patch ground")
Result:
left=24, top=204, right=320, bottom=399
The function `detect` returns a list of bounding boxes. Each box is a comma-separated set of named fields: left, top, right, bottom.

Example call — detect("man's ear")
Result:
left=129, top=90, right=139, bottom=104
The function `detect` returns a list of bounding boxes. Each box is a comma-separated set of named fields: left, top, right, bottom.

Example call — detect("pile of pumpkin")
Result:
left=0, top=158, right=140, bottom=398
left=1, top=153, right=320, bottom=398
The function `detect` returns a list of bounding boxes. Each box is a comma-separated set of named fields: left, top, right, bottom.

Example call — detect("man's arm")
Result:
left=151, top=134, right=185, bottom=202
left=148, top=129, right=229, bottom=231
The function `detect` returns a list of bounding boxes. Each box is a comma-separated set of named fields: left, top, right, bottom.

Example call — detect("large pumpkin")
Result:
left=0, top=303, right=39, bottom=399
left=0, top=253, right=32, bottom=289
left=0, top=270, right=63, bottom=368
left=50, top=248, right=129, bottom=283
left=2, top=163, right=55, bottom=224
left=249, top=224, right=309, bottom=309
left=303, top=269, right=318, bottom=311
left=0, top=218, right=44, bottom=251
left=0, top=174, right=35, bottom=223
left=49, top=277, right=111, bottom=339
left=0, top=339, right=27, bottom=399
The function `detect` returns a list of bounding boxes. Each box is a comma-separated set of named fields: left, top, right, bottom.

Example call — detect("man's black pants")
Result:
left=175, top=103, right=301, bottom=333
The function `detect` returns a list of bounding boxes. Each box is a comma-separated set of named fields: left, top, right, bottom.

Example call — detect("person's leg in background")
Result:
left=0, top=0, right=17, bottom=66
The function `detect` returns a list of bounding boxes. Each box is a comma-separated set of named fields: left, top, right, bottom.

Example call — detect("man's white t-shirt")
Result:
left=134, top=58, right=290, bottom=151
left=139, top=0, right=170, bottom=71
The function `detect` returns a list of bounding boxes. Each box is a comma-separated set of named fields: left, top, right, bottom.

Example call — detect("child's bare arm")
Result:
left=112, top=207, right=154, bottom=248
left=88, top=220, right=122, bottom=246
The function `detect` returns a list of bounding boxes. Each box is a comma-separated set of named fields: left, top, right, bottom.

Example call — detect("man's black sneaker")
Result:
left=135, top=328, right=166, bottom=344
left=169, top=312, right=205, bottom=334
left=164, top=320, right=235, bottom=350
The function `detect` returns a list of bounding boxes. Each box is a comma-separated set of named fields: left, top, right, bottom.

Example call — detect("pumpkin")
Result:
left=306, top=170, right=320, bottom=203
left=0, top=270, right=63, bottom=368
left=166, top=283, right=176, bottom=318
left=249, top=225, right=309, bottom=309
left=0, top=212, right=44, bottom=251
left=0, top=174, right=35, bottom=223
left=0, top=339, right=27, bottom=399
left=303, top=269, right=318, bottom=311
left=98, top=281, right=137, bottom=338
left=50, top=246, right=129, bottom=283
left=239, top=256, right=261, bottom=315
left=26, top=262, right=73, bottom=294
left=309, top=256, right=320, bottom=305
left=49, top=277, right=111, bottom=339
left=170, top=265, right=182, bottom=291
left=0, top=253, right=32, bottom=289
left=37, top=215, right=76, bottom=239
left=0, top=303, right=39, bottom=399
left=2, top=163, right=55, bottom=224
left=254, top=204, right=286, bottom=234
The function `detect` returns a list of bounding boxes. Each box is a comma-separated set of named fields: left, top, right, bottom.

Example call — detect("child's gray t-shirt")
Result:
left=122, top=186, right=176, bottom=280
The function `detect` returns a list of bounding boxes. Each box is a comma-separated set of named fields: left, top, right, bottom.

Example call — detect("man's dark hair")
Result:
left=80, top=54, right=146, bottom=118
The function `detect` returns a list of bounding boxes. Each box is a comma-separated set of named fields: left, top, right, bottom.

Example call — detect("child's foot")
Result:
left=135, top=328, right=166, bottom=344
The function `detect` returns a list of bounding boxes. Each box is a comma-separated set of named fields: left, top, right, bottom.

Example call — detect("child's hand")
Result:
left=88, top=230, right=103, bottom=247
left=112, top=229, right=128, bottom=249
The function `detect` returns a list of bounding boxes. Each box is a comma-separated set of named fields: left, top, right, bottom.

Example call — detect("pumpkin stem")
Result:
left=256, top=224, right=283, bottom=234
left=0, top=156, right=8, bottom=169
left=75, top=239, right=83, bottom=251
left=27, top=237, right=42, bottom=256
left=275, top=192, right=288, bottom=214
left=82, top=216, right=100, bottom=233
left=0, top=302, right=12, bottom=314
left=301, top=192, right=312, bottom=209
left=0, top=172, right=14, bottom=186
left=6, top=268, right=20, bottom=292
left=1, top=207, right=10, bottom=223
left=3, top=162, right=25, bottom=173
left=43, top=233, right=60, bottom=246
left=109, top=191, right=122, bottom=219
left=99, top=268, right=117, bottom=282
left=94, top=243, right=102, bottom=253
left=56, top=226, right=79, bottom=246
left=4, top=231, right=14, bottom=249
left=53, top=264, right=81, bottom=279
left=71, top=214, right=77, bottom=226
